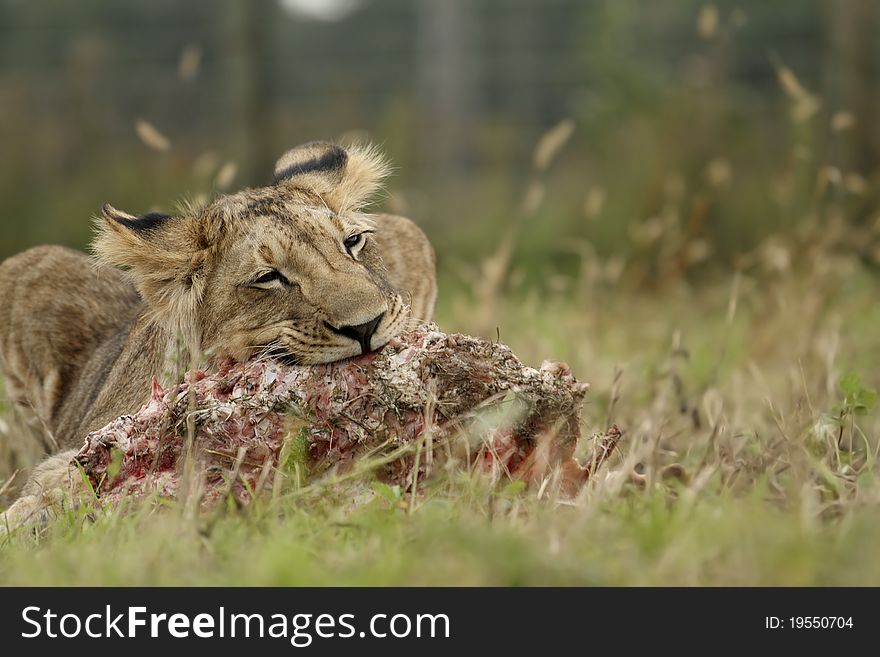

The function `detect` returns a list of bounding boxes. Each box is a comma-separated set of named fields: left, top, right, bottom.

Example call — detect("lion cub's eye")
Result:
left=250, top=269, right=290, bottom=289
left=343, top=230, right=373, bottom=257
left=343, top=233, right=363, bottom=251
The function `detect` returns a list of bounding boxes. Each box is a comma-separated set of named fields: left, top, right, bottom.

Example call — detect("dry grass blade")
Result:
left=771, top=55, right=821, bottom=122
left=135, top=119, right=172, bottom=152
left=178, top=45, right=202, bottom=81
left=532, top=119, right=575, bottom=172
left=697, top=5, right=719, bottom=40
left=831, top=111, right=855, bottom=133
left=214, top=161, right=238, bottom=190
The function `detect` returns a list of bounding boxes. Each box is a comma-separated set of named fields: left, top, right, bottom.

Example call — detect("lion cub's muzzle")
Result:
left=324, top=312, right=384, bottom=354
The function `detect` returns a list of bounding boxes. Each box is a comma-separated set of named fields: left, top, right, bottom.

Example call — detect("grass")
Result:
left=1, top=228, right=879, bottom=586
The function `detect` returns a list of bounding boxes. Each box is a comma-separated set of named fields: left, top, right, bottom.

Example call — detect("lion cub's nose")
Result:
left=326, top=313, right=384, bottom=354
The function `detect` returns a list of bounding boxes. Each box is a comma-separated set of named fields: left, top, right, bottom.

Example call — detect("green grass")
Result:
left=1, top=234, right=879, bottom=586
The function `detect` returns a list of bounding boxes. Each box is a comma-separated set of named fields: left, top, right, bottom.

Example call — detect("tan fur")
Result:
left=0, top=142, right=436, bottom=530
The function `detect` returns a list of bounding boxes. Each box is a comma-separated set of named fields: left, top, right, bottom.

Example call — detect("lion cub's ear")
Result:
left=93, top=204, right=207, bottom=336
left=94, top=204, right=182, bottom=271
left=272, top=141, right=390, bottom=213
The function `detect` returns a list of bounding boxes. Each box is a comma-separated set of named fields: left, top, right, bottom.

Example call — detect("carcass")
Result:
left=22, top=325, right=621, bottom=518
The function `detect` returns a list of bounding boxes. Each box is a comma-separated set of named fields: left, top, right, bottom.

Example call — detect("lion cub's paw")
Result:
left=1, top=449, right=89, bottom=535
left=0, top=490, right=65, bottom=535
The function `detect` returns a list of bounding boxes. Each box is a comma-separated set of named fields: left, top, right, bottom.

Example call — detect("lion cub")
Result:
left=0, top=142, right=435, bottom=528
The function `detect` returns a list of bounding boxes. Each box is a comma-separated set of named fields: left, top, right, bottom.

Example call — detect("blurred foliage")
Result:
left=0, top=0, right=879, bottom=287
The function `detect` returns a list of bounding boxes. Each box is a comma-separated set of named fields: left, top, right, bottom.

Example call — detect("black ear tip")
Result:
left=127, top=212, right=172, bottom=232
left=101, top=203, right=171, bottom=232
left=273, top=142, right=348, bottom=184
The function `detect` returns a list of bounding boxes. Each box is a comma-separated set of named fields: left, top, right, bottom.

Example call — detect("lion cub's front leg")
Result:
left=1, top=449, right=89, bottom=534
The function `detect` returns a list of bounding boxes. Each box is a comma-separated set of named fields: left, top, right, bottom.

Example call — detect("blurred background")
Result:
left=1, top=0, right=879, bottom=290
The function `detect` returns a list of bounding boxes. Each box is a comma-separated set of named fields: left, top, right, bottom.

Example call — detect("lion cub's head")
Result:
left=94, top=142, right=411, bottom=365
